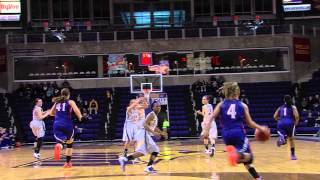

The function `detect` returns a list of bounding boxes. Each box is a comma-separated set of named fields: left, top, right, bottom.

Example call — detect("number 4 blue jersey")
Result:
left=55, top=100, right=72, bottom=125
left=220, top=99, right=252, bottom=154
left=220, top=99, right=245, bottom=131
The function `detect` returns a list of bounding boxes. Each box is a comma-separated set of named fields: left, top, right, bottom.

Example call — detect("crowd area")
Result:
left=291, top=83, right=320, bottom=136
left=0, top=94, right=15, bottom=149
left=191, top=76, right=249, bottom=105
left=15, top=81, right=71, bottom=102
left=14, top=81, right=113, bottom=116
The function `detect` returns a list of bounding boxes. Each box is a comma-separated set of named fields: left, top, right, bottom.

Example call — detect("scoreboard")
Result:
left=280, top=0, right=320, bottom=17
left=139, top=52, right=153, bottom=66
left=0, top=0, right=22, bottom=29
left=0, top=0, right=21, bottom=21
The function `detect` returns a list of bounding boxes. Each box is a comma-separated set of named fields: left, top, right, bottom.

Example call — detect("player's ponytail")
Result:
left=284, top=95, right=292, bottom=107
left=223, top=82, right=240, bottom=99
left=53, top=88, right=70, bottom=103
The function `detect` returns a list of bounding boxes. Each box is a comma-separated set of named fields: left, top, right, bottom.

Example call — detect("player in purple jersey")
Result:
left=204, top=82, right=268, bottom=180
left=49, top=88, right=87, bottom=168
left=273, top=95, right=299, bottom=160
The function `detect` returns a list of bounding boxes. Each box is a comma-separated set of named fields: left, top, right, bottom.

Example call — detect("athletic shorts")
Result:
left=201, top=121, right=218, bottom=139
left=30, top=120, right=45, bottom=138
left=135, top=129, right=160, bottom=155
left=278, top=120, right=295, bottom=137
left=122, top=121, right=138, bottom=142
left=222, top=128, right=252, bottom=154
left=53, top=122, right=74, bottom=143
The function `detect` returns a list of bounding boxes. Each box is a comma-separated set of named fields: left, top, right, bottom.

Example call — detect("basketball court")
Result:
left=1, top=74, right=318, bottom=180
left=0, top=138, right=318, bottom=180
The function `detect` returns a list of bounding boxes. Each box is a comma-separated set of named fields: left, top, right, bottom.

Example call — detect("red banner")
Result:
left=293, top=37, right=311, bottom=62
left=0, top=48, right=6, bottom=72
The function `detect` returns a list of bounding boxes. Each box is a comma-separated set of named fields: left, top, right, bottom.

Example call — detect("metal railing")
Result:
left=6, top=24, right=316, bottom=45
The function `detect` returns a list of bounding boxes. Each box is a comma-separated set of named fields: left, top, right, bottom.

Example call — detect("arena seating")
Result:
left=108, top=87, right=135, bottom=139
left=164, top=86, right=194, bottom=137
left=240, top=82, right=291, bottom=135
left=301, top=68, right=320, bottom=97
left=299, top=68, right=320, bottom=134
left=0, top=94, right=9, bottom=128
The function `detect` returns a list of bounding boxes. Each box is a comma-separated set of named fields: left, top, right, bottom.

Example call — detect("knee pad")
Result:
left=66, top=143, right=73, bottom=148
left=151, top=152, right=158, bottom=157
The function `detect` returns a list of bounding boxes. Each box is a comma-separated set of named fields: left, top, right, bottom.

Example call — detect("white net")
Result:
left=143, top=89, right=151, bottom=101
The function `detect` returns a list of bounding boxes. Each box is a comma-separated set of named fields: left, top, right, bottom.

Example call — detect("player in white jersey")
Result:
left=197, top=95, right=217, bottom=157
left=122, top=98, right=147, bottom=156
left=119, top=101, right=167, bottom=173
left=29, top=98, right=50, bottom=159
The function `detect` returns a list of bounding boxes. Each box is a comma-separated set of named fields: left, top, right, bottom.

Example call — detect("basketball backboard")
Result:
left=130, top=74, right=163, bottom=94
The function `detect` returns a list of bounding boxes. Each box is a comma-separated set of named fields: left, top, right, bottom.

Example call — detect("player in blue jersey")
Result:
left=273, top=95, right=299, bottom=160
left=204, top=82, right=268, bottom=180
left=49, top=88, right=87, bottom=168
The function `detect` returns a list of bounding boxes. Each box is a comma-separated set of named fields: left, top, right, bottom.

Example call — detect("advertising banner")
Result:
left=0, top=1, right=21, bottom=14
left=293, top=37, right=311, bottom=62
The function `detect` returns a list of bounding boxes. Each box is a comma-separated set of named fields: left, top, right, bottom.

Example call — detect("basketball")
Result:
left=255, top=126, right=270, bottom=141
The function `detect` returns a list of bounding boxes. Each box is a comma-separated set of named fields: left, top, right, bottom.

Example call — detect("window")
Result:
left=214, top=0, right=231, bottom=16
left=154, top=2, right=170, bottom=27
left=114, top=3, right=130, bottom=25
left=173, top=10, right=185, bottom=27
left=133, top=2, right=150, bottom=27
left=194, top=0, right=211, bottom=16
left=133, top=12, right=151, bottom=28
left=73, top=0, right=90, bottom=19
left=235, top=0, right=251, bottom=15
left=93, top=0, right=109, bottom=19
left=174, top=1, right=190, bottom=22
left=255, top=0, right=272, bottom=14
left=154, top=11, right=170, bottom=27
left=117, top=1, right=186, bottom=28
left=31, top=0, right=48, bottom=20
left=53, top=0, right=69, bottom=19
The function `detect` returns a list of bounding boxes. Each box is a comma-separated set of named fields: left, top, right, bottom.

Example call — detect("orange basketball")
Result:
left=255, top=126, right=270, bottom=141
